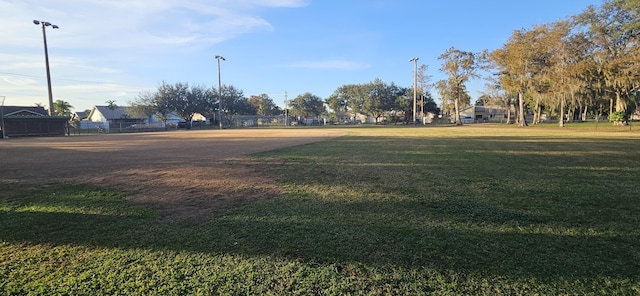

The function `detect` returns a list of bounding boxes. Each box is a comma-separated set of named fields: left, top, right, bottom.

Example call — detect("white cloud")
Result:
left=0, top=0, right=309, bottom=109
left=1, top=0, right=308, bottom=50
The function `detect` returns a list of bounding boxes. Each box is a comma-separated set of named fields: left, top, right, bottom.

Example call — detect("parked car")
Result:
left=460, top=116, right=473, bottom=124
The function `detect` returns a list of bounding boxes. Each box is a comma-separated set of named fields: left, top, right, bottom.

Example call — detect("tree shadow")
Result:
left=1, top=182, right=638, bottom=282
left=2, top=134, right=640, bottom=284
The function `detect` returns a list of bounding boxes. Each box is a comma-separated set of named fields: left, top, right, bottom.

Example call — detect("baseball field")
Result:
left=1, top=125, right=639, bottom=294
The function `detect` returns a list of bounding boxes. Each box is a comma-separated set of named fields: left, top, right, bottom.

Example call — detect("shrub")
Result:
left=610, top=111, right=627, bottom=125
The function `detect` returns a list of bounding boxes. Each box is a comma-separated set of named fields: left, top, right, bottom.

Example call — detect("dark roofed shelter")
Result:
left=0, top=106, right=69, bottom=137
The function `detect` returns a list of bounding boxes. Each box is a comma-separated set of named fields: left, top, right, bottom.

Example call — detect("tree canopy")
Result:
left=487, top=0, right=639, bottom=125
left=288, top=92, right=325, bottom=119
left=53, top=100, right=73, bottom=117
left=131, top=82, right=256, bottom=125
left=438, top=47, right=484, bottom=125
left=325, top=79, right=423, bottom=124
left=247, top=94, right=280, bottom=116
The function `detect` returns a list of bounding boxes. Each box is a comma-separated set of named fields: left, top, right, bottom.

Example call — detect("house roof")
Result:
left=476, top=105, right=511, bottom=112
left=2, top=106, right=48, bottom=116
left=90, top=106, right=146, bottom=120
left=459, top=105, right=475, bottom=112
left=459, top=105, right=511, bottom=112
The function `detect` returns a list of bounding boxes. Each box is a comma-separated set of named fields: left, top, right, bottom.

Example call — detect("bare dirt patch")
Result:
left=0, top=129, right=344, bottom=221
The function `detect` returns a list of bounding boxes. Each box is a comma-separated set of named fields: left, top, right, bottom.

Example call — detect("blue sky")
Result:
left=1, top=0, right=603, bottom=112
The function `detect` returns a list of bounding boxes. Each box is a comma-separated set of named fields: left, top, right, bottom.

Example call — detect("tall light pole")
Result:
left=33, top=20, right=59, bottom=116
left=409, top=57, right=419, bottom=125
left=215, top=55, right=225, bottom=129
left=284, top=91, right=289, bottom=127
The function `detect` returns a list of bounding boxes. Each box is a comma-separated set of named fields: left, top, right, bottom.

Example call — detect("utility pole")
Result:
left=409, top=57, right=419, bottom=125
left=215, top=55, right=225, bottom=129
left=33, top=20, right=59, bottom=116
left=284, top=91, right=288, bottom=127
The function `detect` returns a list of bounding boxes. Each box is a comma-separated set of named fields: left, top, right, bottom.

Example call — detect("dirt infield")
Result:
left=0, top=129, right=344, bottom=220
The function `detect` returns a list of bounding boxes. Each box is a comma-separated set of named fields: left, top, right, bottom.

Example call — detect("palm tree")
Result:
left=53, top=100, right=73, bottom=116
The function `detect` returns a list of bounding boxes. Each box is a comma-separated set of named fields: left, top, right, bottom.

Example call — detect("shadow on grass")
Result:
left=2, top=134, right=640, bottom=283
left=1, top=182, right=638, bottom=282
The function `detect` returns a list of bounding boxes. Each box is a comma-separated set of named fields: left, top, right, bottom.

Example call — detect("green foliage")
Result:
left=610, top=111, right=626, bottom=122
left=130, top=82, right=256, bottom=123
left=155, top=81, right=214, bottom=121
left=422, top=91, right=440, bottom=114
left=53, top=99, right=73, bottom=116
left=288, top=92, right=325, bottom=118
left=220, top=85, right=254, bottom=116
left=438, top=47, right=484, bottom=125
left=327, top=80, right=414, bottom=122
left=2, top=128, right=640, bottom=294
left=247, top=94, right=279, bottom=116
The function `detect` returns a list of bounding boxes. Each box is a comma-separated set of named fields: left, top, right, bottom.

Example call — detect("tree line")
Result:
left=326, top=78, right=438, bottom=124
left=437, top=0, right=639, bottom=126
left=130, top=78, right=440, bottom=125
left=129, top=82, right=282, bottom=125
left=129, top=0, right=637, bottom=127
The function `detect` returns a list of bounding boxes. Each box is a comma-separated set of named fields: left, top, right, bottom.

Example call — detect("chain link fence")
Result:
left=69, top=115, right=300, bottom=135
left=222, top=115, right=291, bottom=128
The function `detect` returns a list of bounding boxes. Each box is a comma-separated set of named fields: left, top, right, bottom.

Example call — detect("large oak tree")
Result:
left=438, top=47, right=484, bottom=125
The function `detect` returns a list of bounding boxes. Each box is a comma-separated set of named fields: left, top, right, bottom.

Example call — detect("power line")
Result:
left=0, top=71, right=129, bottom=86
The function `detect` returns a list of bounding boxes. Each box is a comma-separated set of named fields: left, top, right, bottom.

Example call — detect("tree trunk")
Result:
left=533, top=96, right=541, bottom=125
left=576, top=99, right=583, bottom=121
left=582, top=105, right=588, bottom=122
left=537, top=103, right=542, bottom=124
left=559, top=96, right=565, bottom=127
left=609, top=97, right=614, bottom=116
left=615, top=91, right=627, bottom=113
left=454, top=97, right=462, bottom=125
left=518, top=91, right=527, bottom=127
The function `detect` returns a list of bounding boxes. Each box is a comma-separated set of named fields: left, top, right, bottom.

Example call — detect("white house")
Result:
left=85, top=106, right=183, bottom=130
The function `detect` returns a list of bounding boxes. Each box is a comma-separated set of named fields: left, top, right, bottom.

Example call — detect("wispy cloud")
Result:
left=1, top=0, right=296, bottom=50
left=244, top=0, right=309, bottom=7
left=0, top=0, right=309, bottom=108
left=2, top=0, right=313, bottom=52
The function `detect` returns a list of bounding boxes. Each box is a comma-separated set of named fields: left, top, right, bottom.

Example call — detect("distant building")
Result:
left=459, top=105, right=515, bottom=123
left=631, top=108, right=640, bottom=121
left=85, top=105, right=183, bottom=131
left=71, top=111, right=88, bottom=122
left=0, top=106, right=69, bottom=137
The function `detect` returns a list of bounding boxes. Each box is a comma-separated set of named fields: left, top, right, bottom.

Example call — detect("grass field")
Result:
left=1, top=125, right=640, bottom=294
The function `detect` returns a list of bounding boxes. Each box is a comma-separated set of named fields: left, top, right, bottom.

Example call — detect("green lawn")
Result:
left=2, top=126, right=640, bottom=295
